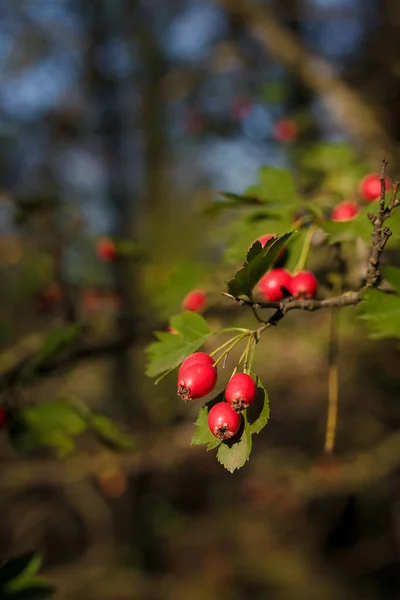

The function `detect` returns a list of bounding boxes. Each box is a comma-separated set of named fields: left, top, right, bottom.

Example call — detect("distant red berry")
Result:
left=186, top=110, right=205, bottom=134
left=181, top=289, right=207, bottom=312
left=273, top=119, right=298, bottom=143
left=178, top=352, right=214, bottom=380
left=168, top=327, right=178, bottom=335
left=258, top=268, right=292, bottom=302
left=359, top=174, right=391, bottom=202
left=208, top=402, right=241, bottom=440
left=331, top=201, right=359, bottom=222
left=0, top=407, right=7, bottom=429
left=225, top=373, right=257, bottom=411
left=37, top=283, right=63, bottom=311
left=177, top=363, right=217, bottom=401
left=230, top=97, right=254, bottom=120
left=290, top=271, right=318, bottom=298
left=97, top=237, right=117, bottom=261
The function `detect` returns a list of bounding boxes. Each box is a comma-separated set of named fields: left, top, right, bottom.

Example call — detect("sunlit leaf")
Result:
left=146, top=312, right=212, bottom=379
left=225, top=232, right=295, bottom=298
left=216, top=417, right=252, bottom=473
left=357, top=288, right=400, bottom=340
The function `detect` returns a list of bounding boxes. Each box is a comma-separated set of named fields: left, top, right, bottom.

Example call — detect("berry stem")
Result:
left=293, top=224, right=317, bottom=273
left=212, top=332, right=250, bottom=367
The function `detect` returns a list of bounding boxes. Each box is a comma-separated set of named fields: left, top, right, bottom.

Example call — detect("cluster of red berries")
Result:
left=331, top=174, right=391, bottom=223
left=177, top=352, right=257, bottom=441
left=259, top=268, right=317, bottom=302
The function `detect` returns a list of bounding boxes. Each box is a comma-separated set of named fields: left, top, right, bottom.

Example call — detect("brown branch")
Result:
left=223, top=290, right=361, bottom=314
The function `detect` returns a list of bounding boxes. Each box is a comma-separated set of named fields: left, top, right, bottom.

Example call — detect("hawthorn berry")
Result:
left=181, top=289, right=207, bottom=312
left=254, top=233, right=286, bottom=263
left=225, top=373, right=257, bottom=411
left=37, top=283, right=63, bottom=311
left=258, top=268, right=292, bottom=302
left=177, top=362, right=217, bottom=401
left=290, top=271, right=318, bottom=298
left=208, top=402, right=241, bottom=440
left=331, top=201, right=359, bottom=222
left=97, top=237, right=117, bottom=261
left=0, top=407, right=7, bottom=429
left=273, top=118, right=298, bottom=143
left=230, top=97, right=254, bottom=120
left=178, top=352, right=214, bottom=380
left=359, top=173, right=391, bottom=202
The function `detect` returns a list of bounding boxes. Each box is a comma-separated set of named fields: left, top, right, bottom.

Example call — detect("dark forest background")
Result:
left=1, top=1, right=400, bottom=599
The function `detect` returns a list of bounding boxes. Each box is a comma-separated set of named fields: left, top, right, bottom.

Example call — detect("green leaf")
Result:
left=10, top=402, right=87, bottom=457
left=225, top=232, right=295, bottom=298
left=0, top=554, right=37, bottom=590
left=300, top=142, right=358, bottom=172
left=146, top=312, right=212, bottom=379
left=283, top=229, right=308, bottom=273
left=190, top=394, right=223, bottom=451
left=247, top=376, right=270, bottom=434
left=152, top=260, right=208, bottom=319
left=20, top=324, right=82, bottom=381
left=89, top=414, right=134, bottom=450
left=216, top=417, right=252, bottom=473
left=320, top=205, right=372, bottom=244
left=357, top=288, right=400, bottom=340
left=383, top=266, right=400, bottom=295
left=258, top=167, right=296, bottom=204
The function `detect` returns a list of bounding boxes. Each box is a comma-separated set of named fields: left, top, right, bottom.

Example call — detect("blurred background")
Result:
left=1, top=0, right=400, bottom=599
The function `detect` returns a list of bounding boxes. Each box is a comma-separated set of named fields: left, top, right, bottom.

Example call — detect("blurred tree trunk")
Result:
left=81, top=0, right=141, bottom=421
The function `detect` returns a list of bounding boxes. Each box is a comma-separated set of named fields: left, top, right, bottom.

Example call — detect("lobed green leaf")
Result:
left=146, top=312, right=212, bottom=379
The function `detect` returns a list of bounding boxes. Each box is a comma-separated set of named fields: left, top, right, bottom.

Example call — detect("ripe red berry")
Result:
left=0, top=407, right=7, bottom=429
left=273, top=118, right=298, bottom=143
left=97, top=237, right=117, bottom=261
left=181, top=289, right=207, bottom=312
left=178, top=352, right=214, bottom=380
left=257, top=233, right=275, bottom=247
left=168, top=327, right=178, bottom=335
left=331, top=201, right=359, bottom=222
left=258, top=268, right=292, bottom=302
left=208, top=402, right=241, bottom=440
left=290, top=271, right=318, bottom=298
left=359, top=173, right=391, bottom=202
left=177, top=363, right=217, bottom=401
left=225, top=373, right=257, bottom=411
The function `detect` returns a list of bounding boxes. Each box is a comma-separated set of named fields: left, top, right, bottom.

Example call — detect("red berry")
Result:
left=225, top=373, right=257, bottom=411
left=331, top=201, right=359, bottom=222
left=168, top=327, right=178, bottom=335
left=178, top=352, right=214, bottom=380
left=230, top=97, right=254, bottom=120
left=273, top=118, right=298, bottom=143
left=37, top=283, right=63, bottom=311
left=181, top=289, right=207, bottom=312
left=208, top=402, right=241, bottom=440
left=177, top=363, right=217, bottom=401
left=258, top=268, right=292, bottom=302
left=359, top=174, right=391, bottom=202
left=97, top=237, right=117, bottom=261
left=290, top=271, right=318, bottom=298
left=0, top=407, right=7, bottom=429
left=186, top=110, right=205, bottom=134
left=257, top=233, right=275, bottom=247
